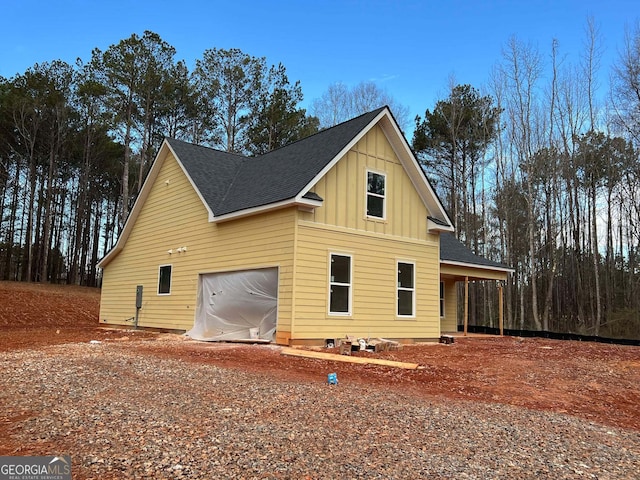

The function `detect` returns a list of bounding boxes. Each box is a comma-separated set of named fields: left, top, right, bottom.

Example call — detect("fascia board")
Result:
left=297, top=108, right=389, bottom=199
left=212, top=197, right=322, bottom=223
left=428, top=218, right=455, bottom=233
left=165, top=142, right=217, bottom=223
left=378, top=114, right=453, bottom=227
left=293, top=107, right=452, bottom=228
left=440, top=259, right=515, bottom=274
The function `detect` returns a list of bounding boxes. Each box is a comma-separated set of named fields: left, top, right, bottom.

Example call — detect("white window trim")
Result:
left=328, top=252, right=352, bottom=316
left=366, top=169, right=387, bottom=220
left=440, top=281, right=445, bottom=318
left=396, top=260, right=416, bottom=318
left=157, top=264, right=173, bottom=296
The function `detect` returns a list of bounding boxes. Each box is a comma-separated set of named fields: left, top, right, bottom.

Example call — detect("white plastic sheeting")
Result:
left=186, top=268, right=278, bottom=341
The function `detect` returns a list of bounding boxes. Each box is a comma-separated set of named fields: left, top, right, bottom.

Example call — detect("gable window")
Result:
left=158, top=265, right=172, bottom=295
left=397, top=261, right=415, bottom=317
left=329, top=253, right=351, bottom=315
left=366, top=170, right=386, bottom=219
left=440, top=281, right=445, bottom=317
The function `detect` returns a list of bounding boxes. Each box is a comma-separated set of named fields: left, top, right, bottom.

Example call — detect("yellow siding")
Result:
left=100, top=153, right=296, bottom=331
left=440, top=279, right=458, bottom=332
left=307, top=125, right=429, bottom=240
left=290, top=125, right=444, bottom=342
left=101, top=121, right=452, bottom=343
left=293, top=221, right=440, bottom=340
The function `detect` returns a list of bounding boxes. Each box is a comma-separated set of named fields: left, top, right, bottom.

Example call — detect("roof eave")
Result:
left=440, top=259, right=515, bottom=274
left=211, top=196, right=322, bottom=223
left=377, top=113, right=453, bottom=227
left=297, top=108, right=390, bottom=200
left=98, top=139, right=219, bottom=269
left=97, top=245, right=119, bottom=269
left=428, top=217, right=455, bottom=233
left=165, top=141, right=217, bottom=222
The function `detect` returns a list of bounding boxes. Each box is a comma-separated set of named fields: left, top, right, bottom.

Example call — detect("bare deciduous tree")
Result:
left=312, top=81, right=410, bottom=131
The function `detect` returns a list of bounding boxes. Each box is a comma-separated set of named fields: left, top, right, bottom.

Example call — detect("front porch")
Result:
left=438, top=233, right=513, bottom=336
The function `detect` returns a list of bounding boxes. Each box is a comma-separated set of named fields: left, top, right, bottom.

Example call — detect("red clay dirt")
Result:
left=1, top=280, right=639, bottom=436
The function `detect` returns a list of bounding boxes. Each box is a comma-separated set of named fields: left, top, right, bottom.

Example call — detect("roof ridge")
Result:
left=260, top=106, right=388, bottom=158
left=165, top=106, right=388, bottom=160
left=166, top=137, right=250, bottom=160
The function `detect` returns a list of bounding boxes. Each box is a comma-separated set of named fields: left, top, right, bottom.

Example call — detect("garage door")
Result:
left=187, top=268, right=278, bottom=341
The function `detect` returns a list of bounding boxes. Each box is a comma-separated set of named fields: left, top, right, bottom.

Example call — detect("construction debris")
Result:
left=339, top=340, right=352, bottom=355
left=281, top=347, right=420, bottom=370
left=367, top=338, right=402, bottom=352
left=330, top=336, right=403, bottom=355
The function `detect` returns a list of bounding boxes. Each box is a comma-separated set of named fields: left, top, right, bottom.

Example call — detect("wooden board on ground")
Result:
left=280, top=347, right=420, bottom=370
left=226, top=339, right=272, bottom=344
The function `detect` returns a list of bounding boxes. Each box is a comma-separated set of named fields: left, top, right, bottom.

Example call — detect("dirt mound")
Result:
left=0, top=281, right=149, bottom=351
left=1, top=280, right=639, bottom=432
left=0, top=281, right=100, bottom=327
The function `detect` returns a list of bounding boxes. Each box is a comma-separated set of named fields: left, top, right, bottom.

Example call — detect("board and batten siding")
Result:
left=291, top=125, right=442, bottom=341
left=307, top=124, right=430, bottom=240
left=99, top=152, right=296, bottom=331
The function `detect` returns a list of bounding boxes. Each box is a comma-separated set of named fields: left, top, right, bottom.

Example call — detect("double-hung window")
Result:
left=366, top=170, right=386, bottom=219
left=440, top=281, right=445, bottom=317
left=329, top=253, right=351, bottom=315
left=397, top=261, right=415, bottom=317
left=158, top=264, right=172, bottom=295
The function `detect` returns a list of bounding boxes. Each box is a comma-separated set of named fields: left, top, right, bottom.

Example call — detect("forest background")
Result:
left=1, top=16, right=640, bottom=339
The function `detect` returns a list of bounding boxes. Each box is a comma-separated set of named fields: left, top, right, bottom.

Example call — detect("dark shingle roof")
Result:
left=167, top=139, right=245, bottom=213
left=166, top=107, right=386, bottom=217
left=440, top=233, right=511, bottom=270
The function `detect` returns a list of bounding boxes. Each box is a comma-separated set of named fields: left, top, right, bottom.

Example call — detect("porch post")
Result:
left=463, top=276, right=469, bottom=336
left=498, top=284, right=504, bottom=336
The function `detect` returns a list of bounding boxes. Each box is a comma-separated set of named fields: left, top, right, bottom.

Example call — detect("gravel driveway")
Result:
left=1, top=340, right=639, bottom=479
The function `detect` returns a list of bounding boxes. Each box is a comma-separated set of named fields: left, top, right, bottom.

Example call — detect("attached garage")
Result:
left=99, top=108, right=509, bottom=344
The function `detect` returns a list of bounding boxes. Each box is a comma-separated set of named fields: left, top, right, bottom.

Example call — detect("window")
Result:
left=158, top=265, right=172, bottom=295
left=366, top=170, right=386, bottom=219
left=440, top=281, right=445, bottom=317
left=329, top=254, right=351, bottom=314
left=397, top=261, right=415, bottom=317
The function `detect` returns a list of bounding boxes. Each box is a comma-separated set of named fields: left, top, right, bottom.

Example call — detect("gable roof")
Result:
left=168, top=107, right=387, bottom=217
left=99, top=106, right=453, bottom=268
left=163, top=106, right=454, bottom=226
left=439, top=233, right=513, bottom=272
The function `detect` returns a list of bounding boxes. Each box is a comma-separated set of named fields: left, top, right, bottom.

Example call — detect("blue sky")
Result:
left=2, top=0, right=638, bottom=128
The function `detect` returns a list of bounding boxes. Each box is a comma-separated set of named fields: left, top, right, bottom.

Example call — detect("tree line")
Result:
left=0, top=30, right=405, bottom=288
left=413, top=20, right=640, bottom=339
left=0, top=32, right=325, bottom=288
left=1, top=22, right=639, bottom=339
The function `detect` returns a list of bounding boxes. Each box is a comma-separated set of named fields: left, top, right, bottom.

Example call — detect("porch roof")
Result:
left=439, top=233, right=513, bottom=281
